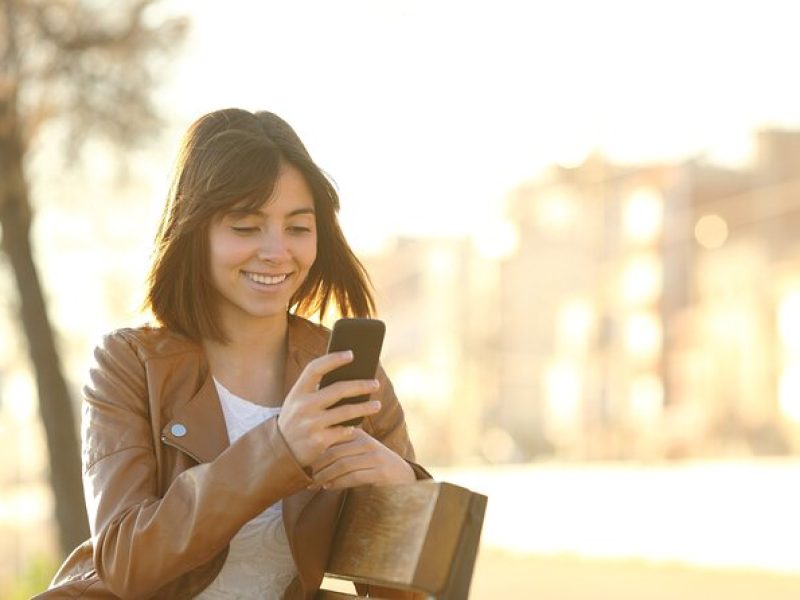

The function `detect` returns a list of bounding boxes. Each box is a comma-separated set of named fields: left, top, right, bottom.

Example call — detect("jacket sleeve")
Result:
left=365, top=363, right=432, bottom=481
left=82, top=332, right=313, bottom=599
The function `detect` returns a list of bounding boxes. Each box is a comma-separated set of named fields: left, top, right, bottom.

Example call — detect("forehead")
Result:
left=224, top=164, right=316, bottom=217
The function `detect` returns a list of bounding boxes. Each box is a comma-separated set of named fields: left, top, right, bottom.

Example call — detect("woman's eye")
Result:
left=231, top=226, right=258, bottom=234
left=288, top=226, right=312, bottom=234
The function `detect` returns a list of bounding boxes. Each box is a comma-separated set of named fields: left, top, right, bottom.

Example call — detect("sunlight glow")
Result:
left=629, top=373, right=664, bottom=426
left=392, top=363, right=453, bottom=412
left=392, top=363, right=428, bottom=400
left=545, top=361, right=582, bottom=430
left=624, top=187, right=663, bottom=244
left=536, top=191, right=576, bottom=232
left=427, top=247, right=458, bottom=276
left=556, top=298, right=595, bottom=355
left=624, top=312, right=662, bottom=362
left=472, top=219, right=520, bottom=261
left=621, top=253, right=662, bottom=306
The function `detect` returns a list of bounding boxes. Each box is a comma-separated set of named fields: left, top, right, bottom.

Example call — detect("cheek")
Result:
left=209, top=236, right=248, bottom=286
left=209, top=234, right=251, bottom=273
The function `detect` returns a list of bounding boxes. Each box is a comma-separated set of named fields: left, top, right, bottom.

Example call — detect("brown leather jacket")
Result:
left=37, top=315, right=429, bottom=599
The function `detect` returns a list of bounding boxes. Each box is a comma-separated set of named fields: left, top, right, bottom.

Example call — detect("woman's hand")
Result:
left=307, top=428, right=416, bottom=491
left=277, top=351, right=384, bottom=467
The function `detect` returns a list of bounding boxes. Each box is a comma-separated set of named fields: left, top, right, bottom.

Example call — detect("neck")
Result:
left=203, top=313, right=290, bottom=373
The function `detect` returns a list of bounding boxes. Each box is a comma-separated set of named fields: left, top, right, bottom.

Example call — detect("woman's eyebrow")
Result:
left=227, top=208, right=263, bottom=218
left=226, top=206, right=316, bottom=219
left=288, top=207, right=315, bottom=216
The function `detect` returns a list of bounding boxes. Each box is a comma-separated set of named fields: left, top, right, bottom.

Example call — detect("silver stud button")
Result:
left=170, top=423, right=187, bottom=437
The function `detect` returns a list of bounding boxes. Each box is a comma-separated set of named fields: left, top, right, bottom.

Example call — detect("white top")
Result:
left=195, top=380, right=298, bottom=599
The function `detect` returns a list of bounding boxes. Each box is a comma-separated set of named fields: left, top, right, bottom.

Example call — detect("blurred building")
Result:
left=364, top=237, right=497, bottom=465
left=499, top=129, right=800, bottom=459
left=367, top=129, right=800, bottom=464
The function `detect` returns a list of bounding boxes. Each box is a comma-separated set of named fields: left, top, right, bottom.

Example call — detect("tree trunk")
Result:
left=0, top=96, right=89, bottom=558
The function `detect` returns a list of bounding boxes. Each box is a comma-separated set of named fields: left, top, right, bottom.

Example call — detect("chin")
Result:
left=247, top=306, right=290, bottom=320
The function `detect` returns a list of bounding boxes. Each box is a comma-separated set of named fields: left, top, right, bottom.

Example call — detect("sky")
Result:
left=153, top=0, right=800, bottom=250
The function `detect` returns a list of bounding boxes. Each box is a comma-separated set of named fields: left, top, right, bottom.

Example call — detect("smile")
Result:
left=243, top=271, right=289, bottom=285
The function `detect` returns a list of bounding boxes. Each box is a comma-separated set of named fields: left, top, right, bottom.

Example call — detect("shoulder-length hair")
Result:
left=145, top=108, right=375, bottom=341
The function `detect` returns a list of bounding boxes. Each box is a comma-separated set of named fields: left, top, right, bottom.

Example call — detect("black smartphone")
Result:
left=319, top=318, right=386, bottom=427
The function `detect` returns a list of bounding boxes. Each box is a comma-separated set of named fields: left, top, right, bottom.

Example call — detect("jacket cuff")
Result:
left=265, top=417, right=314, bottom=484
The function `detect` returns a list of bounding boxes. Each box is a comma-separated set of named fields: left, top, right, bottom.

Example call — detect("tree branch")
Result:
left=32, top=0, right=157, bottom=51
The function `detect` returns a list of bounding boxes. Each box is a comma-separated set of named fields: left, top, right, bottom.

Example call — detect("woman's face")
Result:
left=207, top=163, right=318, bottom=332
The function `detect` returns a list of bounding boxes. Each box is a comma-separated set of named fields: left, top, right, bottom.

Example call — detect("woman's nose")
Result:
left=256, top=229, right=289, bottom=262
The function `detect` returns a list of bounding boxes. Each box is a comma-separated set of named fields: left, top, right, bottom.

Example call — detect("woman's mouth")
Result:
left=243, top=271, right=289, bottom=286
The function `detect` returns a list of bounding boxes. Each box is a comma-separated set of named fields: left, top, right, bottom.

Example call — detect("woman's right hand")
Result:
left=277, top=350, right=383, bottom=467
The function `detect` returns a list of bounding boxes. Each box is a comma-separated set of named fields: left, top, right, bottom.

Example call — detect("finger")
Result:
left=295, top=351, right=354, bottom=391
left=301, top=424, right=356, bottom=468
left=322, top=467, right=380, bottom=490
left=307, top=430, right=361, bottom=491
left=320, top=399, right=382, bottom=427
left=314, top=379, right=380, bottom=410
left=325, top=424, right=357, bottom=448
left=314, top=452, right=375, bottom=486
left=311, top=433, right=369, bottom=474
left=310, top=443, right=351, bottom=475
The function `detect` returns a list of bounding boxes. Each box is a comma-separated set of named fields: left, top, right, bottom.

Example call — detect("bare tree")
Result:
left=0, top=0, right=186, bottom=557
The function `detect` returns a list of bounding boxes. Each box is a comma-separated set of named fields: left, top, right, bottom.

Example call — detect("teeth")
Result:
left=246, top=272, right=288, bottom=285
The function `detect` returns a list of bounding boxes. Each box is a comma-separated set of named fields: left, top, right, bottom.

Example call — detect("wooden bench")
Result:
left=318, top=481, right=488, bottom=599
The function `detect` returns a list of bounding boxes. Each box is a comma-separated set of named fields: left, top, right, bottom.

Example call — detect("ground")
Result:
left=470, top=550, right=800, bottom=600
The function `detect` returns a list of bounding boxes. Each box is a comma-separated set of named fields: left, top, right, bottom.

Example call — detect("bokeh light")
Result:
left=695, top=214, right=730, bottom=249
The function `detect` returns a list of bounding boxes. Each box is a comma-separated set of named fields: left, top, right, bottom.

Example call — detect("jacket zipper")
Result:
left=161, top=435, right=202, bottom=464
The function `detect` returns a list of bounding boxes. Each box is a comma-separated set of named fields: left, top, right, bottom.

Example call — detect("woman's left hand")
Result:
left=308, top=428, right=416, bottom=491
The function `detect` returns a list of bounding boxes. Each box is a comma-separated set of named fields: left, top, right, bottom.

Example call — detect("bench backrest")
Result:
left=319, top=481, right=487, bottom=599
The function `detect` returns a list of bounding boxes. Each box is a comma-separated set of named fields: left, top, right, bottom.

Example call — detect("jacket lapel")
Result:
left=161, top=372, right=229, bottom=464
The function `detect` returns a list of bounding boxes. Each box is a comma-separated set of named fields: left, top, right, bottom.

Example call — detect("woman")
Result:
left=39, top=109, right=428, bottom=599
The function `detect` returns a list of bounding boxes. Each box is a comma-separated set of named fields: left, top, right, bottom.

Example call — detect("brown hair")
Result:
left=146, top=108, right=375, bottom=341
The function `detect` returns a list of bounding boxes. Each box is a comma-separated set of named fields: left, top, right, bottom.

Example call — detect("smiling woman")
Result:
left=36, top=109, right=428, bottom=600
left=146, top=110, right=377, bottom=344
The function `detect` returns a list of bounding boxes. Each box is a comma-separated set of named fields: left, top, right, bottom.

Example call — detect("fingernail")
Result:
left=370, top=379, right=380, bottom=389
left=372, top=400, right=382, bottom=411
left=343, top=350, right=354, bottom=360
